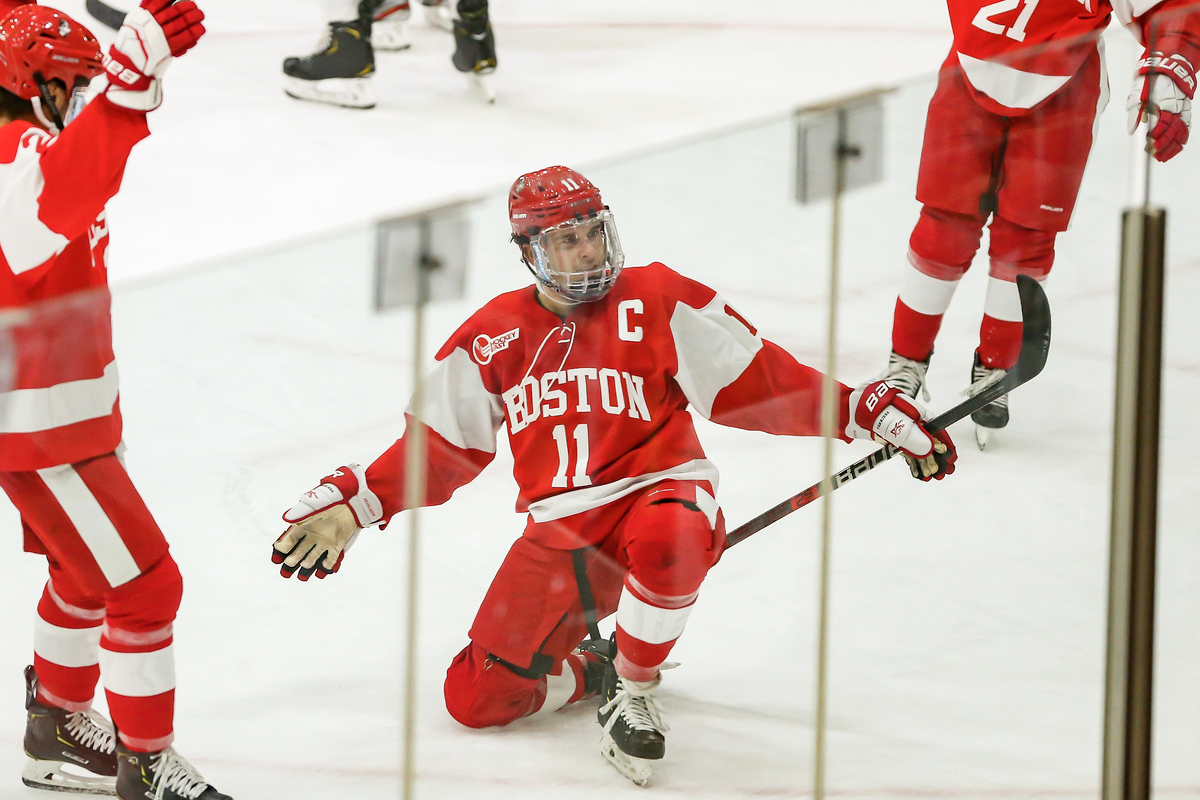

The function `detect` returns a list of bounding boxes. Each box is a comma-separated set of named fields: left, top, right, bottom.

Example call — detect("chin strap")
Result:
left=32, top=73, right=65, bottom=135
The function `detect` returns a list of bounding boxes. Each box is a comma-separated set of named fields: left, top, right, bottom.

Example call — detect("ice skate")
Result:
left=283, top=21, right=377, bottom=109
left=371, top=0, right=412, bottom=51
left=420, top=0, right=453, bottom=31
left=966, top=350, right=1008, bottom=449
left=22, top=666, right=118, bottom=795
left=116, top=743, right=231, bottom=800
left=597, top=669, right=667, bottom=787
left=879, top=350, right=931, bottom=402
left=452, top=1, right=496, bottom=103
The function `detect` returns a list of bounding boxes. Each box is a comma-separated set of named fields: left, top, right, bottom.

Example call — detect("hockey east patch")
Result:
left=472, top=328, right=521, bottom=365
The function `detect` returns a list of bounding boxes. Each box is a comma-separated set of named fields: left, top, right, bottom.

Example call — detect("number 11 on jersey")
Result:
left=552, top=424, right=592, bottom=488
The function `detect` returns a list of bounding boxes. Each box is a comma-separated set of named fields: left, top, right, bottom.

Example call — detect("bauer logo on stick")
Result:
left=472, top=328, right=520, bottom=365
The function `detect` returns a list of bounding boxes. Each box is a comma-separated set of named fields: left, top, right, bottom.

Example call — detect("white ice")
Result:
left=2, top=1, right=1198, bottom=799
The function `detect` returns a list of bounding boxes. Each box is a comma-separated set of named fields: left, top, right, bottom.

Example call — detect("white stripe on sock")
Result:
left=616, top=587, right=694, bottom=645
left=898, top=263, right=961, bottom=316
left=99, top=644, right=175, bottom=697
left=531, top=660, right=576, bottom=717
left=983, top=276, right=1024, bottom=322
left=34, top=618, right=101, bottom=668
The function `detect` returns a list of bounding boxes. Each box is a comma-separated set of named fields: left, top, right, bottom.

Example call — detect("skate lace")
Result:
left=963, top=363, right=1008, bottom=408
left=881, top=354, right=930, bottom=402
left=600, top=680, right=669, bottom=737
left=149, top=749, right=209, bottom=800
left=64, top=710, right=116, bottom=755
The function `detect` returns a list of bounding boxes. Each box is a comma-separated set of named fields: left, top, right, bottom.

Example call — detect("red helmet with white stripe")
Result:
left=508, top=166, right=625, bottom=304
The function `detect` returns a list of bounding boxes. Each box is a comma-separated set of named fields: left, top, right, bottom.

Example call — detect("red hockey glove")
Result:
left=1127, top=50, right=1195, bottom=162
left=846, top=380, right=957, bottom=481
left=272, top=464, right=383, bottom=581
left=103, top=0, right=206, bottom=112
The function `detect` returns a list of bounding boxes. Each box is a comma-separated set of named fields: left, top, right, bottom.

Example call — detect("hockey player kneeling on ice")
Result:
left=0, top=4, right=231, bottom=799
left=283, top=0, right=495, bottom=109
left=271, top=167, right=956, bottom=786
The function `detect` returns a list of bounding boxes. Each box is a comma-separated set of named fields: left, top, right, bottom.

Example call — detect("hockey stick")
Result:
left=725, top=274, right=1051, bottom=549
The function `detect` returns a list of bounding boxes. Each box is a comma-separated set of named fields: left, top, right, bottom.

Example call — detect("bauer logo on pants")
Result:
left=473, top=328, right=520, bottom=365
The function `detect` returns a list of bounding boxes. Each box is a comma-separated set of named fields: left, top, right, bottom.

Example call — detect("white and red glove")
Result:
left=272, top=464, right=384, bottom=581
left=1127, top=50, right=1196, bottom=162
left=102, top=0, right=206, bottom=112
left=846, top=380, right=957, bottom=481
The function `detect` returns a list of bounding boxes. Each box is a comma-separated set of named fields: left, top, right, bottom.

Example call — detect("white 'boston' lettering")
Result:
left=598, top=369, right=625, bottom=415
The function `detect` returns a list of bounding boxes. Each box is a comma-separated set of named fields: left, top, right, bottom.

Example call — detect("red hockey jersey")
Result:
left=947, top=0, right=1197, bottom=114
left=0, top=98, right=149, bottom=471
left=364, top=262, right=852, bottom=549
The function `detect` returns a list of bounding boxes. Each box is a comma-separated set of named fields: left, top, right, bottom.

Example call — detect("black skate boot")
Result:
left=22, top=665, right=119, bottom=795
left=597, top=659, right=667, bottom=786
left=283, top=19, right=377, bottom=109
left=451, top=0, right=496, bottom=102
left=575, top=636, right=616, bottom=701
left=879, top=350, right=931, bottom=402
left=116, top=743, right=231, bottom=800
left=967, top=349, right=1009, bottom=449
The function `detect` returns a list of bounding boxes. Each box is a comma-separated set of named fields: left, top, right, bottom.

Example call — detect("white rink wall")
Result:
left=2, top=3, right=1200, bottom=799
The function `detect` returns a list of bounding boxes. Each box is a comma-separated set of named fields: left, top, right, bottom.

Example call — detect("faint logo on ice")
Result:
left=473, top=328, right=520, bottom=365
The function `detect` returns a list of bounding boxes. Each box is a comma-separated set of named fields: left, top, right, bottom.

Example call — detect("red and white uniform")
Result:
left=1, top=97, right=181, bottom=752
left=362, top=262, right=851, bottom=725
left=364, top=262, right=849, bottom=543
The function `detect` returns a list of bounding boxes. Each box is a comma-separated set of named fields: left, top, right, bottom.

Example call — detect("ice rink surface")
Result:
left=2, top=1, right=1199, bottom=799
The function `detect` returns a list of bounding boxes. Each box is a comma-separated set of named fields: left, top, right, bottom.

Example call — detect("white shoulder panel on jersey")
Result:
left=0, top=131, right=71, bottom=275
left=408, top=346, right=504, bottom=453
left=669, top=294, right=763, bottom=419
left=1112, top=0, right=1170, bottom=29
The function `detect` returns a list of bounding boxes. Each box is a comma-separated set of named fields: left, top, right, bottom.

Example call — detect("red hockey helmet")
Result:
left=508, top=166, right=625, bottom=303
left=0, top=6, right=103, bottom=100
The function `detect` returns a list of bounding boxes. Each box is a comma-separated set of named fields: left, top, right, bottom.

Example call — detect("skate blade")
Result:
left=22, top=759, right=117, bottom=795
left=975, top=424, right=992, bottom=450
left=600, top=734, right=652, bottom=786
left=284, top=76, right=376, bottom=109
left=371, top=20, right=412, bottom=51
left=466, top=73, right=495, bottom=104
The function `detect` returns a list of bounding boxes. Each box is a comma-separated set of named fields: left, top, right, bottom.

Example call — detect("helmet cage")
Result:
left=524, top=210, right=624, bottom=304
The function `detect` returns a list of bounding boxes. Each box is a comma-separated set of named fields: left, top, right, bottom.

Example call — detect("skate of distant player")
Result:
left=270, top=166, right=958, bottom=785
left=879, top=0, right=1199, bottom=447
left=283, top=0, right=496, bottom=108
left=0, top=3, right=232, bottom=799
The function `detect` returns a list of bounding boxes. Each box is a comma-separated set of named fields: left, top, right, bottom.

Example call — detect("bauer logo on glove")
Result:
left=846, top=380, right=957, bottom=481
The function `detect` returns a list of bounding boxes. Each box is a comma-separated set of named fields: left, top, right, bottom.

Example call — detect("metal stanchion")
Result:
left=1101, top=116, right=1165, bottom=800
left=794, top=91, right=886, bottom=800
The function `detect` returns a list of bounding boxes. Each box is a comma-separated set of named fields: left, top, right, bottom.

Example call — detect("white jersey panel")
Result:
left=0, top=130, right=71, bottom=275
left=1113, top=0, right=1170, bottom=29
left=409, top=346, right=504, bottom=453
left=669, top=295, right=763, bottom=419
left=957, top=52, right=1073, bottom=110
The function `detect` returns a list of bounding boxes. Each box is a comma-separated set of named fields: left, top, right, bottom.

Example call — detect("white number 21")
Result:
left=552, top=424, right=592, bottom=488
left=972, top=0, right=1040, bottom=43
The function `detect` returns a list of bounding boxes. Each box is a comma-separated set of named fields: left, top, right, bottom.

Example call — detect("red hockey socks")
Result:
left=33, top=576, right=104, bottom=712
left=892, top=206, right=986, bottom=361
left=100, top=555, right=183, bottom=752
left=981, top=218, right=1056, bottom=369
left=614, top=576, right=697, bottom=682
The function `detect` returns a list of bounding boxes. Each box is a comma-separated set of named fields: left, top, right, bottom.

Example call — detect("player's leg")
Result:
left=19, top=545, right=118, bottom=793
left=282, top=0, right=378, bottom=109
left=451, top=0, right=496, bottom=102
left=443, top=536, right=623, bottom=728
left=370, top=0, right=413, bottom=51
left=599, top=481, right=724, bottom=784
left=971, top=47, right=1108, bottom=444
left=2, top=454, right=230, bottom=799
left=885, top=57, right=1005, bottom=399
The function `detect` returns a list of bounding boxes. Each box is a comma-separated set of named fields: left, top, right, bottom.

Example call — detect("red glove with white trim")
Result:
left=272, top=464, right=384, bottom=581
left=102, top=0, right=206, bottom=112
left=846, top=380, right=957, bottom=481
left=1127, top=50, right=1195, bottom=162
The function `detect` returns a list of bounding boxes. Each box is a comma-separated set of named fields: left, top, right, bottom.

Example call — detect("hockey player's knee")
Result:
left=104, top=554, right=183, bottom=634
left=624, top=491, right=721, bottom=598
left=909, top=205, right=987, bottom=279
left=988, top=216, right=1057, bottom=279
left=444, top=642, right=541, bottom=729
